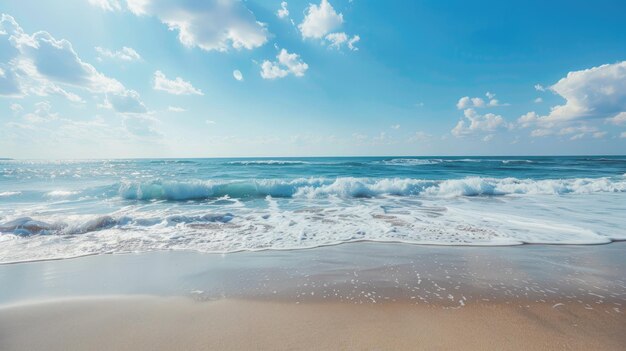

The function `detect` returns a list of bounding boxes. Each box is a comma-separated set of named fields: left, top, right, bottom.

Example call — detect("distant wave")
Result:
left=225, top=160, right=311, bottom=166
left=118, top=176, right=626, bottom=201
left=379, top=159, right=441, bottom=166
left=380, top=158, right=538, bottom=166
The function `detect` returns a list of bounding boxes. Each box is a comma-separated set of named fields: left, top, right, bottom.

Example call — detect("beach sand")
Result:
left=1, top=242, right=625, bottom=350
left=1, top=297, right=624, bottom=350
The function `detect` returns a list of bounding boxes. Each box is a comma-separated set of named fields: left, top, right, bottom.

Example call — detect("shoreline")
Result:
left=2, top=237, right=625, bottom=267
left=1, top=242, right=625, bottom=350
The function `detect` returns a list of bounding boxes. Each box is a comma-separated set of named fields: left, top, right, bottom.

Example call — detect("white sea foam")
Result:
left=45, top=190, right=79, bottom=197
left=0, top=187, right=624, bottom=263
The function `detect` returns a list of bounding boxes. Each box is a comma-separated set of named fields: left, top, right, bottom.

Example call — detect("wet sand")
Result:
left=0, top=242, right=625, bottom=350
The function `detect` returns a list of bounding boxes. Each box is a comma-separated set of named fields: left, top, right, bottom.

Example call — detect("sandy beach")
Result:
left=1, top=242, right=625, bottom=350
left=1, top=297, right=625, bottom=351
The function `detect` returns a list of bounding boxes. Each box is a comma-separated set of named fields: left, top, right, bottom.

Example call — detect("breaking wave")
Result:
left=118, top=176, right=626, bottom=201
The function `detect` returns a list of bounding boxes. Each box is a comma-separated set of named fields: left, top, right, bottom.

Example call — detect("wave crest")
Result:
left=117, top=176, right=626, bottom=201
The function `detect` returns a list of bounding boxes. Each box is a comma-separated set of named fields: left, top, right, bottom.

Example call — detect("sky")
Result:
left=1, top=0, right=626, bottom=158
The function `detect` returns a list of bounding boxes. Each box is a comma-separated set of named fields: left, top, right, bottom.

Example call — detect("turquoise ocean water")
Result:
left=1, top=156, right=625, bottom=263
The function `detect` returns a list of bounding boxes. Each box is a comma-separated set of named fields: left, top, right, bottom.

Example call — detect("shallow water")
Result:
left=0, top=156, right=625, bottom=263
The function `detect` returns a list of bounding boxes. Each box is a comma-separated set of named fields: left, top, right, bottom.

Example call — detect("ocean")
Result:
left=0, top=156, right=625, bottom=263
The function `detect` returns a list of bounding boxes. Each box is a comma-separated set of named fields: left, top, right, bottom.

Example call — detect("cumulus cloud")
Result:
left=298, top=0, right=359, bottom=51
left=451, top=108, right=507, bottom=137
left=260, top=49, right=308, bottom=79
left=325, top=32, right=347, bottom=49
left=0, top=14, right=146, bottom=113
left=95, top=46, right=141, bottom=61
left=543, top=61, right=626, bottom=123
left=124, top=0, right=268, bottom=52
left=153, top=70, right=203, bottom=95
left=325, top=32, right=360, bottom=50
left=299, top=0, right=343, bottom=39
left=233, top=69, right=243, bottom=81
left=456, top=92, right=505, bottom=109
left=517, top=111, right=539, bottom=128
left=534, top=84, right=545, bottom=92
left=277, top=2, right=289, bottom=19
left=518, top=62, right=626, bottom=139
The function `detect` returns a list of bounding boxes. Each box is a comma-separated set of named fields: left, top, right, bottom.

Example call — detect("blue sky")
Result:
left=1, top=0, right=625, bottom=158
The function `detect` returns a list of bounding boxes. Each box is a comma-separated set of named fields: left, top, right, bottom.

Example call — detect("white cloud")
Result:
left=153, top=70, right=203, bottom=95
left=517, top=111, right=539, bottom=128
left=534, top=97, right=543, bottom=103
left=569, top=133, right=585, bottom=140
left=260, top=49, right=308, bottom=79
left=325, top=32, right=347, bottom=49
left=88, top=0, right=122, bottom=12
left=530, top=128, right=553, bottom=137
left=534, top=84, right=545, bottom=92
left=325, top=32, right=360, bottom=50
left=0, top=14, right=146, bottom=113
left=593, top=131, right=607, bottom=139
left=530, top=124, right=602, bottom=140
left=299, top=0, right=343, bottom=39
left=23, top=101, right=58, bottom=123
left=558, top=125, right=597, bottom=136
left=104, top=89, right=147, bottom=114
left=451, top=108, right=507, bottom=137
left=124, top=0, right=268, bottom=52
left=95, top=46, right=141, bottom=61
left=409, top=131, right=432, bottom=142
left=168, top=106, right=186, bottom=112
left=456, top=93, right=506, bottom=109
left=542, top=61, right=626, bottom=123
left=347, top=35, right=360, bottom=50
left=123, top=115, right=161, bottom=138
left=518, top=62, right=626, bottom=139
left=456, top=97, right=471, bottom=109
left=233, top=69, right=243, bottom=81
left=277, top=1, right=289, bottom=19
left=607, top=112, right=626, bottom=125
left=390, top=124, right=400, bottom=130
left=482, top=134, right=494, bottom=142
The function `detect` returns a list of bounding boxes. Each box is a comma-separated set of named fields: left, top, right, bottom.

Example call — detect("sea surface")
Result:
left=0, top=156, right=625, bottom=263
